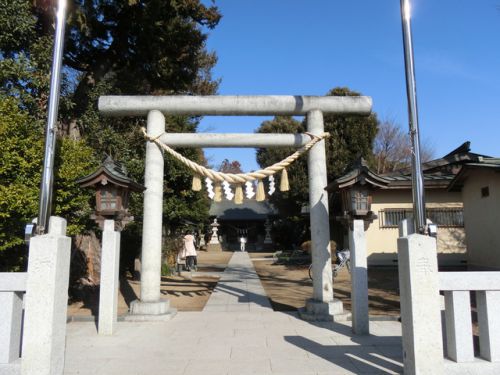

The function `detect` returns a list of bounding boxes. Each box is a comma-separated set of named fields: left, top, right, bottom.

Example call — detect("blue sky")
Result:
left=199, top=1, right=500, bottom=172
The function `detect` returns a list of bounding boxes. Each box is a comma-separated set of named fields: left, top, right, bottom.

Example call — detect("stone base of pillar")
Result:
left=207, top=243, right=222, bottom=252
left=125, top=299, right=177, bottom=321
left=298, top=298, right=350, bottom=322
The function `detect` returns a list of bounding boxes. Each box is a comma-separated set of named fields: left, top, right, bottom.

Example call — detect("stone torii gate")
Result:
left=99, top=95, right=372, bottom=321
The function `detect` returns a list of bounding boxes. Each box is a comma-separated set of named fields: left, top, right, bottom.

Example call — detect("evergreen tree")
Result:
left=323, top=87, right=378, bottom=179
left=0, top=0, right=221, bottom=270
left=256, top=88, right=379, bottom=245
left=256, top=116, right=307, bottom=217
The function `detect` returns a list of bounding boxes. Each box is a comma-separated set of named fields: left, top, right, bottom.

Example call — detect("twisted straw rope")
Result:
left=141, top=127, right=330, bottom=184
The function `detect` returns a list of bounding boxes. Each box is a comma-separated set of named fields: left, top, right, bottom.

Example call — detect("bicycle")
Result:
left=308, top=249, right=351, bottom=280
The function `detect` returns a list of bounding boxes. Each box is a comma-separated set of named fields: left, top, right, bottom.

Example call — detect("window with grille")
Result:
left=427, top=208, right=464, bottom=227
left=379, top=209, right=413, bottom=228
left=379, top=208, right=464, bottom=228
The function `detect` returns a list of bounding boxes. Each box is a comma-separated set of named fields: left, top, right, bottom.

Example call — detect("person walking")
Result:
left=239, top=236, right=247, bottom=252
left=183, top=230, right=198, bottom=271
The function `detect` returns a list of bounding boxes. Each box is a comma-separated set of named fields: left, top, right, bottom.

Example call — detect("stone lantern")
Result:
left=209, top=218, right=220, bottom=244
left=327, top=158, right=382, bottom=231
left=207, top=218, right=222, bottom=252
left=339, top=184, right=377, bottom=231
left=77, top=155, right=145, bottom=230
left=341, top=185, right=372, bottom=217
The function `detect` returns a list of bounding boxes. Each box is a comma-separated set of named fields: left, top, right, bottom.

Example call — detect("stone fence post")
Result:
left=98, top=220, right=121, bottom=335
left=348, top=219, right=369, bottom=335
left=21, top=217, right=71, bottom=375
left=0, top=273, right=26, bottom=368
left=397, top=226, right=444, bottom=374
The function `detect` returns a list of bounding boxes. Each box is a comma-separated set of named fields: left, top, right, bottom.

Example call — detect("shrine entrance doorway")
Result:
left=209, top=200, right=277, bottom=251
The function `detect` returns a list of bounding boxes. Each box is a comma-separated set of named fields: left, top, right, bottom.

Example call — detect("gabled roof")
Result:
left=386, top=141, right=488, bottom=176
left=76, top=155, right=145, bottom=192
left=327, top=158, right=390, bottom=191
left=327, top=142, right=482, bottom=192
left=448, top=157, right=500, bottom=191
left=209, top=200, right=278, bottom=221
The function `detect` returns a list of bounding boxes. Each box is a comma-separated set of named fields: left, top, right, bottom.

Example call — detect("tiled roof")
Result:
left=448, top=157, right=500, bottom=191
left=384, top=141, right=489, bottom=176
left=327, top=158, right=455, bottom=192
left=76, top=155, right=145, bottom=191
left=328, top=142, right=490, bottom=192
left=383, top=174, right=455, bottom=181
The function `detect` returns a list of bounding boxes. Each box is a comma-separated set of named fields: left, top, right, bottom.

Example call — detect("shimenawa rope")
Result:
left=141, top=127, right=329, bottom=203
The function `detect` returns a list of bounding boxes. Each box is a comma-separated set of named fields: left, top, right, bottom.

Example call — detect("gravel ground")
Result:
left=67, top=249, right=401, bottom=318
left=249, top=252, right=401, bottom=318
left=67, top=250, right=233, bottom=317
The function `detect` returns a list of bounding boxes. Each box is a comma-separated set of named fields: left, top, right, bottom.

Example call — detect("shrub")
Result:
left=0, top=97, right=96, bottom=270
left=300, top=240, right=337, bottom=261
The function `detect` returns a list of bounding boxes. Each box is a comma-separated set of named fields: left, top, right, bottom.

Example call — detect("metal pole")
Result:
left=400, top=0, right=426, bottom=234
left=37, top=0, right=67, bottom=234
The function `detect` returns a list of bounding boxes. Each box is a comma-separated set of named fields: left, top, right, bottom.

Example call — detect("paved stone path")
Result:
left=203, top=252, right=273, bottom=313
left=63, top=252, right=489, bottom=374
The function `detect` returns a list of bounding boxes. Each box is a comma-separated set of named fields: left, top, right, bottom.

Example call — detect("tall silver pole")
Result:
left=37, top=0, right=68, bottom=234
left=400, top=0, right=426, bottom=234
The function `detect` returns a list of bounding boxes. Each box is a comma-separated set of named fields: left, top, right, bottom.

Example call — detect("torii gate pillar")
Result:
left=299, top=110, right=347, bottom=321
left=128, top=110, right=176, bottom=320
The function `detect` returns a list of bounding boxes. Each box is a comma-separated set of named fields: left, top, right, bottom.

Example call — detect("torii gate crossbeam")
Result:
left=99, top=95, right=371, bottom=116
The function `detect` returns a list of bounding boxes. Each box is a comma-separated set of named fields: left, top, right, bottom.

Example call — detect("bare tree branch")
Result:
left=374, top=118, right=435, bottom=174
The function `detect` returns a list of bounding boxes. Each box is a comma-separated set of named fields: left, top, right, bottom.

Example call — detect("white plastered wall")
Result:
left=462, top=169, right=500, bottom=269
left=364, top=189, right=466, bottom=266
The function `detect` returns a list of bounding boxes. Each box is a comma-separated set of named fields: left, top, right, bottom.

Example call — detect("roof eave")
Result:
left=76, top=169, right=145, bottom=192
